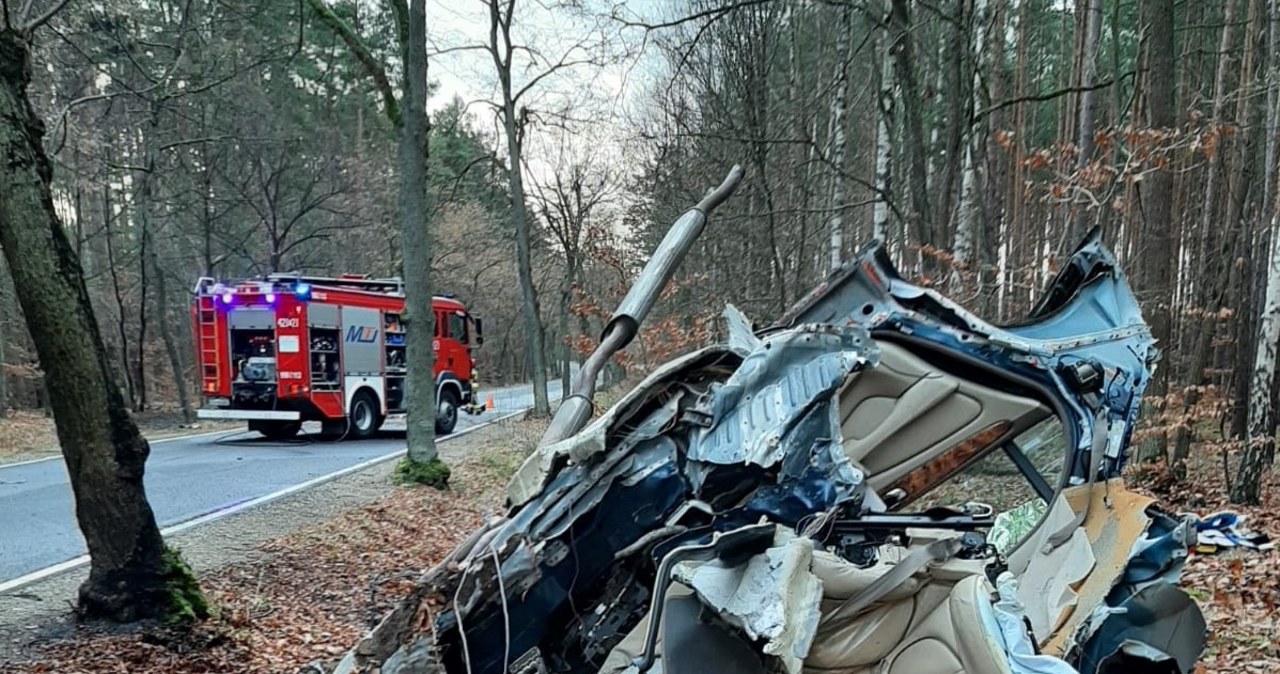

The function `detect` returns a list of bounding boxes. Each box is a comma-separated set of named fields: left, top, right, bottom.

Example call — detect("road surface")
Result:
left=0, top=378, right=564, bottom=586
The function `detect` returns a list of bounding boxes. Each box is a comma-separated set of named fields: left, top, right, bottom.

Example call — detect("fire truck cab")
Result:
left=192, top=273, right=482, bottom=440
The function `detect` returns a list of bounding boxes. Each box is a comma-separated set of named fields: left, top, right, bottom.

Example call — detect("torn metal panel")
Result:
left=507, top=346, right=734, bottom=506
left=692, top=324, right=877, bottom=468
left=724, top=304, right=762, bottom=355
left=672, top=529, right=822, bottom=674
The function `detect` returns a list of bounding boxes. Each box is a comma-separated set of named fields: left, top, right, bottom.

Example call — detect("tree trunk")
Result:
left=101, top=180, right=137, bottom=407
left=954, top=0, right=990, bottom=273
left=873, top=27, right=894, bottom=246
left=1264, top=0, right=1280, bottom=228
left=936, top=0, right=967, bottom=247
left=1068, top=0, right=1103, bottom=246
left=558, top=257, right=578, bottom=395
left=1235, top=0, right=1280, bottom=504
left=401, top=0, right=439, bottom=466
left=0, top=29, right=203, bottom=622
left=146, top=223, right=195, bottom=424
left=1237, top=196, right=1280, bottom=504
left=827, top=6, right=851, bottom=271
left=889, top=0, right=934, bottom=269
left=1171, top=0, right=1241, bottom=478
left=134, top=200, right=148, bottom=413
left=1136, top=0, right=1177, bottom=462
left=135, top=107, right=193, bottom=424
left=490, top=0, right=550, bottom=416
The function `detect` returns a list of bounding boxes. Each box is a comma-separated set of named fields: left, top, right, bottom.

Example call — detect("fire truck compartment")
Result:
left=341, top=307, right=382, bottom=376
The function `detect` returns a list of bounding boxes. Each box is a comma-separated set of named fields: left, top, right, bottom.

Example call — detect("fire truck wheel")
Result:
left=436, top=388, right=460, bottom=435
left=253, top=420, right=301, bottom=441
left=349, top=390, right=383, bottom=440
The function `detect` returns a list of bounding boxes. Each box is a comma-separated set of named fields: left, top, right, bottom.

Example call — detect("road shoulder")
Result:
left=0, top=414, right=537, bottom=669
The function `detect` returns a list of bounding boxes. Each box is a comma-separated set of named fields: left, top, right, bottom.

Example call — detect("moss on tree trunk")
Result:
left=0, top=29, right=206, bottom=623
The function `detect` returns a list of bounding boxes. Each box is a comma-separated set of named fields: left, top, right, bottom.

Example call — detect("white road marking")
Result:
left=0, top=409, right=527, bottom=594
left=1, top=429, right=235, bottom=470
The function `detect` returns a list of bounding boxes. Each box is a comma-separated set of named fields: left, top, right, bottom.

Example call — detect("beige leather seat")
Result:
left=806, top=551, right=1011, bottom=674
left=875, top=575, right=1012, bottom=674
left=602, top=574, right=1013, bottom=674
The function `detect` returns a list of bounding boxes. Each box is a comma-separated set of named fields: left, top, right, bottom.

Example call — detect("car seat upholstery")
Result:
left=601, top=545, right=1037, bottom=674
left=806, top=550, right=1012, bottom=674
left=875, top=575, right=1014, bottom=674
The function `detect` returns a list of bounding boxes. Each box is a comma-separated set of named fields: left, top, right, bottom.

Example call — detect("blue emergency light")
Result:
left=294, top=283, right=312, bottom=300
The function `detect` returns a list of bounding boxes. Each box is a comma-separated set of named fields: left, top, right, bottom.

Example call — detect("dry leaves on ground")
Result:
left=1129, top=454, right=1280, bottom=672
left=0, top=411, right=58, bottom=462
left=16, top=419, right=537, bottom=674
left=0, top=410, right=239, bottom=465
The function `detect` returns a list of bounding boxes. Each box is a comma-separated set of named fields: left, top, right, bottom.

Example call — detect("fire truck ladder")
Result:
left=195, top=294, right=222, bottom=392
left=265, top=272, right=404, bottom=295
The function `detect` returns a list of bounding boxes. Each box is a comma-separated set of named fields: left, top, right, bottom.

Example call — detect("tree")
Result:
left=482, top=0, right=553, bottom=416
left=825, top=6, right=852, bottom=272
left=1067, top=0, right=1104, bottom=246
left=530, top=139, right=618, bottom=392
left=0, top=9, right=205, bottom=622
left=1136, top=0, right=1177, bottom=464
left=889, top=0, right=933, bottom=270
left=307, top=0, right=446, bottom=483
left=1235, top=0, right=1280, bottom=505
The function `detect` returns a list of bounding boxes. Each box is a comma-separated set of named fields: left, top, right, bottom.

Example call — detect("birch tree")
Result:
left=1234, top=0, right=1280, bottom=505
left=826, top=6, right=851, bottom=271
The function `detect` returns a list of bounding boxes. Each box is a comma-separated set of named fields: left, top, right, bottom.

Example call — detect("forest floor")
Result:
left=0, top=411, right=544, bottom=673
left=1, top=407, right=1277, bottom=673
left=1128, top=453, right=1280, bottom=672
left=0, top=409, right=240, bottom=465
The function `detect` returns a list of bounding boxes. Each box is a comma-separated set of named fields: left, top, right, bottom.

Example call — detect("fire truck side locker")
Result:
left=341, top=306, right=384, bottom=438
left=384, top=311, right=407, bottom=412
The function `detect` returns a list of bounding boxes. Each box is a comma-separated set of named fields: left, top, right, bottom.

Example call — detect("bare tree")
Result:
left=474, top=0, right=611, bottom=415
left=308, top=0, right=445, bottom=479
left=889, top=0, right=933, bottom=268
left=530, top=139, right=618, bottom=392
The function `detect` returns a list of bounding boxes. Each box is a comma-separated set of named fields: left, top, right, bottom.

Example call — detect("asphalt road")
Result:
left=0, top=378, right=564, bottom=585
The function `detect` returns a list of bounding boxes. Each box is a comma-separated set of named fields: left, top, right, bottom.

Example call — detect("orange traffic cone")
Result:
left=486, top=394, right=495, bottom=410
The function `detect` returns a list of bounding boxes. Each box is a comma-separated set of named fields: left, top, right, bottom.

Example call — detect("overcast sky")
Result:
left=421, top=0, right=672, bottom=181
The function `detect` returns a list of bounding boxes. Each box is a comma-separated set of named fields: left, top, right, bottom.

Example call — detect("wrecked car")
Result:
left=359, top=166, right=1205, bottom=674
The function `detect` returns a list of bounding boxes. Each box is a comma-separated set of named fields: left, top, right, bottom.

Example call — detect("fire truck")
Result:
left=191, top=273, right=483, bottom=440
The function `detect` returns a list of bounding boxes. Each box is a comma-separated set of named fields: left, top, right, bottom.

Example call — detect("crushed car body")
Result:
left=351, top=166, right=1205, bottom=674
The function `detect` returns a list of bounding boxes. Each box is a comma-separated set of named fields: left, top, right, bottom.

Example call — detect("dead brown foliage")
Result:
left=14, top=421, right=534, bottom=674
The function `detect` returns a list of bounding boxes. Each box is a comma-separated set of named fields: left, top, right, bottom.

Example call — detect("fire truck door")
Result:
left=342, top=307, right=384, bottom=411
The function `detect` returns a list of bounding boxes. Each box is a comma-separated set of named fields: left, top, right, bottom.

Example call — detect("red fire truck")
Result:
left=191, top=273, right=483, bottom=440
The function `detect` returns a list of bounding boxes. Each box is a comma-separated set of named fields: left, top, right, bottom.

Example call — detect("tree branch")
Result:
left=615, top=0, right=775, bottom=32
left=20, top=0, right=70, bottom=36
left=305, top=0, right=401, bottom=126
left=973, top=72, right=1134, bottom=123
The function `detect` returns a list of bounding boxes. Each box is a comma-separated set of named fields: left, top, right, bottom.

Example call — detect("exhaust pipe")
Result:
left=540, top=165, right=745, bottom=447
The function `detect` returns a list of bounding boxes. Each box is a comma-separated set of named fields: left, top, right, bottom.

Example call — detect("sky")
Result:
left=420, top=0, right=671, bottom=181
